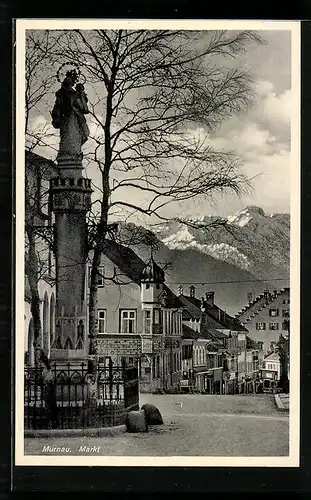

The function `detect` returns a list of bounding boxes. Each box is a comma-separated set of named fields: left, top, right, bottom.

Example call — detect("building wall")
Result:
left=24, top=279, right=56, bottom=365
left=239, top=289, right=290, bottom=353
left=93, top=254, right=183, bottom=392
left=263, top=356, right=281, bottom=380
left=89, top=255, right=143, bottom=334
left=25, top=152, right=57, bottom=365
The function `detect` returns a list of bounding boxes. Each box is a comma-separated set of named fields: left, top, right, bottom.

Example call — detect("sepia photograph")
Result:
left=15, top=19, right=300, bottom=467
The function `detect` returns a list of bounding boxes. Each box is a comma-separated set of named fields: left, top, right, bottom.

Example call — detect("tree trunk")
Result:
left=87, top=79, right=114, bottom=369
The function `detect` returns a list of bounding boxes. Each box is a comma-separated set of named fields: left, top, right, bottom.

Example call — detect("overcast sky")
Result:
left=28, top=29, right=293, bottom=221
left=169, top=30, right=292, bottom=219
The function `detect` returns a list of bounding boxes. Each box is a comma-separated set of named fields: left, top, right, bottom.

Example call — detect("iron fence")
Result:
left=24, top=361, right=139, bottom=430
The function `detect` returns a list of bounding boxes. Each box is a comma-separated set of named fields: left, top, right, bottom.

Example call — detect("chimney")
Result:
left=263, top=288, right=270, bottom=299
left=200, top=297, right=206, bottom=312
left=205, top=291, right=215, bottom=306
left=189, top=285, right=196, bottom=298
left=247, top=292, right=253, bottom=304
left=178, top=284, right=183, bottom=296
left=273, top=289, right=278, bottom=297
left=258, top=341, right=263, bottom=350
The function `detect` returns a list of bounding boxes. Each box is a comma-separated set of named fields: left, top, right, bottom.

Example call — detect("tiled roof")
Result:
left=182, top=323, right=200, bottom=339
left=26, top=150, right=57, bottom=174
left=204, top=328, right=228, bottom=339
left=179, top=294, right=247, bottom=332
left=235, top=288, right=290, bottom=322
left=264, top=351, right=280, bottom=362
left=246, top=336, right=260, bottom=350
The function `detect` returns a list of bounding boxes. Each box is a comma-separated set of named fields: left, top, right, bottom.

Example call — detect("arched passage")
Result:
left=27, top=318, right=34, bottom=366
left=50, top=293, right=55, bottom=346
left=43, top=291, right=50, bottom=355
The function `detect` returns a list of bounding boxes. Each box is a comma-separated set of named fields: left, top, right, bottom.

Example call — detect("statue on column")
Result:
left=51, top=67, right=90, bottom=159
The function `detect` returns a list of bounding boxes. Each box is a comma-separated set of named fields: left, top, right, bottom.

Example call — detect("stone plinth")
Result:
left=50, top=302, right=88, bottom=363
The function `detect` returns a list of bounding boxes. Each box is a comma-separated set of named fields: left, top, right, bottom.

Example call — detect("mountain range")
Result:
left=116, top=206, right=290, bottom=316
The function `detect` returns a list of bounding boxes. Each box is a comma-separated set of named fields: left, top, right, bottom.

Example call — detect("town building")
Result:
left=24, top=151, right=57, bottom=366
left=235, top=287, right=290, bottom=354
left=178, top=286, right=263, bottom=394
left=90, top=239, right=184, bottom=392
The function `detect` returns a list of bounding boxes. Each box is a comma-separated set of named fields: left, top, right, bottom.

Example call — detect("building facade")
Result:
left=178, top=286, right=265, bottom=394
left=90, top=240, right=183, bottom=392
left=235, top=288, right=290, bottom=354
left=24, top=151, right=57, bottom=366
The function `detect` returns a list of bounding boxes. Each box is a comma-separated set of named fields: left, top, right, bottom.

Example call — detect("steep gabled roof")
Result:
left=102, top=239, right=145, bottom=284
left=236, top=288, right=290, bottom=322
left=101, top=239, right=182, bottom=309
left=179, top=294, right=247, bottom=332
left=205, top=328, right=228, bottom=340
left=246, top=336, right=260, bottom=350
left=182, top=323, right=200, bottom=340
left=25, top=150, right=58, bottom=175
left=264, top=351, right=280, bottom=362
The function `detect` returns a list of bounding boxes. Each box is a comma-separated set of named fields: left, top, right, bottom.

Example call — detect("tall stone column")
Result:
left=48, top=67, right=93, bottom=366
left=50, top=155, right=92, bottom=365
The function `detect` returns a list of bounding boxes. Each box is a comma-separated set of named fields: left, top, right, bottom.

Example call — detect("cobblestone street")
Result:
left=24, top=394, right=289, bottom=457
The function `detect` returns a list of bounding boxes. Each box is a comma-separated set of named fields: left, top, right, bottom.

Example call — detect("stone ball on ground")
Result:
left=141, top=403, right=164, bottom=425
left=125, top=410, right=148, bottom=433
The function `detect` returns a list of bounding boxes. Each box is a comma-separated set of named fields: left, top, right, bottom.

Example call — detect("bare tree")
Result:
left=25, top=31, right=60, bottom=351
left=25, top=29, right=265, bottom=366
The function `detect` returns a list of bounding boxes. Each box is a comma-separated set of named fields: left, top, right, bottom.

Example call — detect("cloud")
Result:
left=254, top=80, right=291, bottom=125
left=179, top=79, right=292, bottom=218
left=26, top=78, right=292, bottom=223
left=27, top=114, right=59, bottom=159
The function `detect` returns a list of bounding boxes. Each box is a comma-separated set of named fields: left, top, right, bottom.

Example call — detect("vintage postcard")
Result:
left=15, top=19, right=300, bottom=467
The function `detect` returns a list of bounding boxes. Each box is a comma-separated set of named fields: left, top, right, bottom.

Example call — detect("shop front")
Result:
left=195, top=367, right=223, bottom=394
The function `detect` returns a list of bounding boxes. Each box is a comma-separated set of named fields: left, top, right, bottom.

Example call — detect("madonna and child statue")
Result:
left=51, top=68, right=90, bottom=162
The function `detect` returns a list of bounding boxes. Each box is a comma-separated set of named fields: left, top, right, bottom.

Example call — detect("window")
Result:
left=88, top=266, right=105, bottom=287
left=269, top=322, right=279, bottom=330
left=154, top=309, right=160, bottom=324
left=96, top=266, right=105, bottom=286
left=144, top=309, right=152, bottom=334
left=282, top=309, right=290, bottom=317
left=256, top=322, right=266, bottom=330
left=121, top=310, right=136, bottom=334
left=145, top=283, right=150, bottom=289
left=269, top=309, right=279, bottom=317
left=156, top=283, right=160, bottom=289
left=98, top=309, right=106, bottom=333
left=282, top=320, right=290, bottom=331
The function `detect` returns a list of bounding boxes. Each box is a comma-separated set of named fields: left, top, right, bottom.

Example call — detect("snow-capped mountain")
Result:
left=155, top=206, right=289, bottom=279
left=116, top=206, right=290, bottom=315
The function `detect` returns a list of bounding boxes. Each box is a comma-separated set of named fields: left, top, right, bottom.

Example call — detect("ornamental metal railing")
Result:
left=24, top=361, right=139, bottom=430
